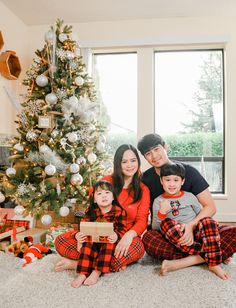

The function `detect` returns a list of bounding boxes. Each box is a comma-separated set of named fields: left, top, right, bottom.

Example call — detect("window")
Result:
left=92, top=47, right=225, bottom=194
left=155, top=49, right=224, bottom=193
left=92, top=52, right=137, bottom=155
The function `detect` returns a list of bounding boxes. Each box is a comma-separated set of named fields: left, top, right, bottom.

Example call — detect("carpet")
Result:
left=1, top=252, right=236, bottom=308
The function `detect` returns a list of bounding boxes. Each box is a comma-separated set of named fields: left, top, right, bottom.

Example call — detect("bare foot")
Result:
left=71, top=274, right=87, bottom=288
left=54, top=258, right=77, bottom=272
left=160, top=260, right=173, bottom=276
left=209, top=265, right=230, bottom=280
left=223, top=257, right=233, bottom=265
left=84, top=270, right=101, bottom=286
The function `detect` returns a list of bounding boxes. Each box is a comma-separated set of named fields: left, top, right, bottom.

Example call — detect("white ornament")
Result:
left=58, top=33, right=67, bottom=43
left=44, top=30, right=56, bottom=43
left=69, top=163, right=80, bottom=173
left=99, top=135, right=106, bottom=143
left=70, top=173, right=83, bottom=186
left=87, top=153, right=97, bottom=164
left=69, top=95, right=79, bottom=105
left=41, top=214, right=52, bottom=225
left=76, top=157, right=86, bottom=165
left=59, top=206, right=70, bottom=217
left=45, top=93, right=58, bottom=105
left=66, top=51, right=74, bottom=59
left=51, top=129, right=59, bottom=138
left=26, top=130, right=38, bottom=142
left=96, top=141, right=106, bottom=152
left=14, top=205, right=25, bottom=216
left=67, top=132, right=78, bottom=143
left=0, top=192, right=5, bottom=203
left=6, top=167, right=16, bottom=177
left=14, top=143, right=24, bottom=152
left=36, top=75, right=48, bottom=87
left=75, top=76, right=84, bottom=86
left=39, top=144, right=50, bottom=154
left=45, top=164, right=56, bottom=176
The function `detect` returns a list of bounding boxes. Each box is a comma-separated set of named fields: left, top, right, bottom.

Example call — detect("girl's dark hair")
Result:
left=160, top=162, right=186, bottom=180
left=86, top=180, right=122, bottom=221
left=112, top=144, right=142, bottom=203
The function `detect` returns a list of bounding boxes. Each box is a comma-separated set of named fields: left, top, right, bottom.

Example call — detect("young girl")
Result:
left=71, top=180, right=127, bottom=288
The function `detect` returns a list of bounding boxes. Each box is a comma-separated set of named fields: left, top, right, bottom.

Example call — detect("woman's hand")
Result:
left=178, top=223, right=194, bottom=246
left=108, top=232, right=118, bottom=244
left=114, top=232, right=134, bottom=259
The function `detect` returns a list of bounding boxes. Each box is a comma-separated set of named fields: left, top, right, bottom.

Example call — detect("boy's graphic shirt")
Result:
left=152, top=191, right=201, bottom=230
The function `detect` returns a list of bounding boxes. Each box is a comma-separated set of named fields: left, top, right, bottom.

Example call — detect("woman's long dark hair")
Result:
left=112, top=144, right=142, bottom=203
left=86, top=180, right=122, bottom=221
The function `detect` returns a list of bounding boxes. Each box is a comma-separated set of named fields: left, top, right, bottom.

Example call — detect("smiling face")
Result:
left=121, top=149, right=139, bottom=179
left=160, top=175, right=185, bottom=196
left=144, top=145, right=169, bottom=170
left=94, top=187, right=114, bottom=213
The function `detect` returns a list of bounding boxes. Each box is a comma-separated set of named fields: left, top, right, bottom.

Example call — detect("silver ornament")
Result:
left=69, top=95, right=79, bottom=105
left=87, top=153, right=97, bottom=164
left=44, top=30, right=56, bottom=43
left=44, top=164, right=56, bottom=176
left=6, top=167, right=16, bottom=177
left=0, top=192, right=5, bottom=203
left=36, top=75, right=48, bottom=87
left=39, top=144, right=50, bottom=153
left=58, top=33, right=67, bottom=43
left=67, top=132, right=78, bottom=143
left=41, top=214, right=52, bottom=225
left=59, top=206, right=70, bottom=217
left=66, top=51, right=74, bottom=59
left=51, top=130, right=60, bottom=138
left=70, top=173, right=83, bottom=186
left=76, top=157, right=86, bottom=165
left=96, top=141, right=106, bottom=152
left=75, top=76, right=84, bottom=86
left=26, top=130, right=38, bottom=142
left=14, top=205, right=25, bottom=216
left=45, top=93, right=58, bottom=105
left=14, top=143, right=24, bottom=152
left=69, top=163, right=80, bottom=173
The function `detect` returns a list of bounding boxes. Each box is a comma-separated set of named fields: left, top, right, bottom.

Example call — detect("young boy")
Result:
left=152, top=162, right=230, bottom=280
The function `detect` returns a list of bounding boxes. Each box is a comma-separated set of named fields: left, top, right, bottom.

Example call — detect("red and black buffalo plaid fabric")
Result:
left=160, top=217, right=221, bottom=266
left=143, top=223, right=236, bottom=264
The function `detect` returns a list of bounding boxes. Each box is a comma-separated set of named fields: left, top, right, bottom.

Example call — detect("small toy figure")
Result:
left=8, top=236, right=52, bottom=266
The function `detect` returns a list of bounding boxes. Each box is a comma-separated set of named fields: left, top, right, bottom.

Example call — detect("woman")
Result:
left=54, top=144, right=150, bottom=272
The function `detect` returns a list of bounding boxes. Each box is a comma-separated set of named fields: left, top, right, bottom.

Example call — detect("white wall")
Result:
left=1, top=10, right=236, bottom=221
left=0, top=2, right=29, bottom=135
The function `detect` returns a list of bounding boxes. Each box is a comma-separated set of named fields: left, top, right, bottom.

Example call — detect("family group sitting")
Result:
left=54, top=133, right=236, bottom=288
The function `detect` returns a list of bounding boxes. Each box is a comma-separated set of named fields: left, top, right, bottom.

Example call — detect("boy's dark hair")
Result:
left=160, top=163, right=186, bottom=180
left=137, top=133, right=165, bottom=156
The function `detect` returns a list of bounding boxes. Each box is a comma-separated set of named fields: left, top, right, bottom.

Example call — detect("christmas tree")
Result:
left=0, top=19, right=110, bottom=222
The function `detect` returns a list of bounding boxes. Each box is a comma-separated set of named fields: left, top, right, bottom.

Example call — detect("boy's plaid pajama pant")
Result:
left=143, top=222, right=236, bottom=264
left=160, top=217, right=221, bottom=266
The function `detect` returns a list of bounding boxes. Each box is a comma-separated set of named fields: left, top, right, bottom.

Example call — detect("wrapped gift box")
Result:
left=45, top=223, right=77, bottom=251
left=80, top=222, right=114, bottom=243
left=14, top=228, right=47, bottom=244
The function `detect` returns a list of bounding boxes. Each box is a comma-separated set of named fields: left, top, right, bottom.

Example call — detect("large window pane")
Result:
left=92, top=53, right=137, bottom=155
left=155, top=50, right=224, bottom=193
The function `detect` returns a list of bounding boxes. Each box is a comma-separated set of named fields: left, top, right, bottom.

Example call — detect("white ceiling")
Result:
left=1, top=0, right=236, bottom=26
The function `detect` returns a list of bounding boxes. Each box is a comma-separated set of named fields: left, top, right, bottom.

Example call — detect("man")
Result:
left=137, top=133, right=236, bottom=266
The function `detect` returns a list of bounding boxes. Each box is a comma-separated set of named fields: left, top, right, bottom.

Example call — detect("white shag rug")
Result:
left=1, top=252, right=236, bottom=308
